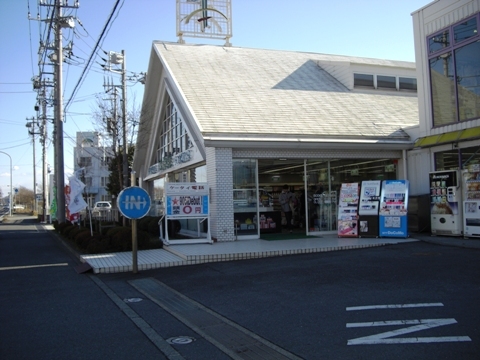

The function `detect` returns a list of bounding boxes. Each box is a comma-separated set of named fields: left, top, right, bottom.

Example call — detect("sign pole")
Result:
left=116, top=179, right=151, bottom=274
left=131, top=172, right=138, bottom=274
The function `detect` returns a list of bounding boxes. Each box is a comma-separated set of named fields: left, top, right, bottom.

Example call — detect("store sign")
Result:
left=165, top=182, right=209, bottom=217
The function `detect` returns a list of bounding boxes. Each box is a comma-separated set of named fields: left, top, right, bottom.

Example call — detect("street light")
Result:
left=0, top=150, right=13, bottom=216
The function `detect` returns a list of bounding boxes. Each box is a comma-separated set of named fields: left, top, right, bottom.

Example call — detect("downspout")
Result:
left=403, top=149, right=408, bottom=180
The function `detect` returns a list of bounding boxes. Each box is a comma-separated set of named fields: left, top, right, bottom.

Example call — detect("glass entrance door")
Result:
left=306, top=160, right=337, bottom=233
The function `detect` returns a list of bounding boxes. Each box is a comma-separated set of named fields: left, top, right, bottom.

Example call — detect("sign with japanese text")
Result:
left=165, top=182, right=209, bottom=217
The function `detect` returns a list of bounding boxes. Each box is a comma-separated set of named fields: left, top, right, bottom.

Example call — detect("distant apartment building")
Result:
left=73, top=132, right=113, bottom=207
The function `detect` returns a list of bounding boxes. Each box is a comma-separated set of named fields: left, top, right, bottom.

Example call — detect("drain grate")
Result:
left=166, top=336, right=196, bottom=345
left=124, top=297, right=143, bottom=303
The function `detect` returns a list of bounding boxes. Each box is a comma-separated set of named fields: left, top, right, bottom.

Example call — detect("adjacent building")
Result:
left=409, top=0, right=480, bottom=195
left=73, top=132, right=113, bottom=207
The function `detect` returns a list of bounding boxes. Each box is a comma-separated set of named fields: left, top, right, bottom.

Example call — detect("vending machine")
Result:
left=337, top=183, right=359, bottom=238
left=429, top=170, right=462, bottom=236
left=379, top=180, right=409, bottom=238
left=462, top=164, right=480, bottom=238
left=358, top=180, right=381, bottom=238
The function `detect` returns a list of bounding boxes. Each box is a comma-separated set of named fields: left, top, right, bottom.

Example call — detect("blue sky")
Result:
left=0, top=0, right=429, bottom=195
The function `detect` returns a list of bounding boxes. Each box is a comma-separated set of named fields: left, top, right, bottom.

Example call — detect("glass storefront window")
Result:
left=150, top=178, right=165, bottom=216
left=429, top=53, right=457, bottom=126
left=434, top=145, right=480, bottom=170
left=427, top=13, right=480, bottom=126
left=455, top=41, right=480, bottom=121
left=429, top=30, right=450, bottom=54
left=454, top=17, right=477, bottom=44
left=233, top=159, right=259, bottom=236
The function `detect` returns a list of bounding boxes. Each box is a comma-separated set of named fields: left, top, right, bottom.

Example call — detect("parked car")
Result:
left=92, top=201, right=112, bottom=212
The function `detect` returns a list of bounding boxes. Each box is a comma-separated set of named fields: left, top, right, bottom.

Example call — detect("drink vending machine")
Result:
left=429, top=170, right=462, bottom=236
left=462, top=164, right=480, bottom=238
left=379, top=179, right=409, bottom=238
left=358, top=180, right=381, bottom=237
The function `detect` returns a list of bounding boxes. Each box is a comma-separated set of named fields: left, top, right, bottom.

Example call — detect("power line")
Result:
left=64, top=0, right=123, bottom=112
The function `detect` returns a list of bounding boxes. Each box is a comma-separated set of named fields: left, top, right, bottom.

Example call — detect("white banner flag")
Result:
left=68, top=176, right=88, bottom=214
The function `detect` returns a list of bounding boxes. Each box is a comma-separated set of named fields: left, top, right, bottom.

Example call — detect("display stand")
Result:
left=337, top=183, right=359, bottom=238
left=358, top=180, right=381, bottom=238
left=463, top=165, right=480, bottom=238
left=379, top=180, right=409, bottom=238
left=160, top=182, right=212, bottom=245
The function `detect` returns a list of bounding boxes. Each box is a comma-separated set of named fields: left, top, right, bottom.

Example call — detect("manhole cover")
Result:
left=166, top=336, right=196, bottom=345
left=124, top=297, right=143, bottom=303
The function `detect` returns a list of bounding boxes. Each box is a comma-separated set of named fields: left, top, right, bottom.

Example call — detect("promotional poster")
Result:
left=337, top=183, right=359, bottom=237
left=379, top=179, right=409, bottom=238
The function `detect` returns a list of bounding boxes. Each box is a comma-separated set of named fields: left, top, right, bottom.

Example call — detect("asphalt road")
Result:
left=2, top=216, right=480, bottom=359
left=0, top=217, right=167, bottom=360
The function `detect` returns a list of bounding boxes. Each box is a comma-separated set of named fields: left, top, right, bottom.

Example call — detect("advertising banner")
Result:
left=337, top=183, right=359, bottom=237
left=379, top=179, right=409, bottom=238
left=359, top=180, right=381, bottom=216
left=165, top=182, right=209, bottom=217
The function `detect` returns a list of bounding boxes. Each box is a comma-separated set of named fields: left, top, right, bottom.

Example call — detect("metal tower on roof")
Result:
left=176, top=0, right=232, bottom=46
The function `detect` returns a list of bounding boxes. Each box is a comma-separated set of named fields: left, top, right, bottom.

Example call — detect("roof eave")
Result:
left=203, top=136, right=414, bottom=150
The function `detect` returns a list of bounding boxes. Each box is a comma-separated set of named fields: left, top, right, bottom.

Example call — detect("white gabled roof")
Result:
left=154, top=42, right=417, bottom=139
left=135, top=42, right=418, bottom=170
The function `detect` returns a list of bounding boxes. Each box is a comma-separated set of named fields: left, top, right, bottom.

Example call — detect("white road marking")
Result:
left=0, top=263, right=68, bottom=271
left=347, top=318, right=471, bottom=345
left=346, top=303, right=443, bottom=311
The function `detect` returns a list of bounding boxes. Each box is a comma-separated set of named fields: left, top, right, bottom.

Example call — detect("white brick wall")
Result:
left=206, top=147, right=235, bottom=242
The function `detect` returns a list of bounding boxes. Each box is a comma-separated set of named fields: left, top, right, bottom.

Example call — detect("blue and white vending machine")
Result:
left=379, top=179, right=409, bottom=238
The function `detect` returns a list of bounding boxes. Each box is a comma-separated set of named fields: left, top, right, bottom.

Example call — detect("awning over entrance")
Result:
left=414, top=126, right=480, bottom=148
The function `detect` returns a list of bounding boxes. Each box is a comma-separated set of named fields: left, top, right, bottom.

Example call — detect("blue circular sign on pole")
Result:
left=117, top=186, right=151, bottom=219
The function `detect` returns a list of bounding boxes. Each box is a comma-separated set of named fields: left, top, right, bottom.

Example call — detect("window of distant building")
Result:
left=101, top=157, right=111, bottom=167
left=354, top=73, right=417, bottom=92
left=101, top=177, right=109, bottom=187
left=377, top=75, right=396, bottom=89
left=79, top=157, right=92, bottom=167
left=354, top=73, right=374, bottom=88
left=428, top=13, right=480, bottom=127
left=399, top=77, right=417, bottom=91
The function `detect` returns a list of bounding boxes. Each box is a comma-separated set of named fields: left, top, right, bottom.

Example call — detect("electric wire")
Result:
left=64, top=0, right=123, bottom=113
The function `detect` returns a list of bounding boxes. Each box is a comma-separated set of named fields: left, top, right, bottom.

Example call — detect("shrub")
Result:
left=67, top=226, right=84, bottom=240
left=74, top=229, right=97, bottom=250
left=137, top=216, right=152, bottom=232
left=147, top=217, right=162, bottom=237
left=56, top=222, right=70, bottom=233
left=107, top=226, right=132, bottom=252
left=86, top=234, right=110, bottom=254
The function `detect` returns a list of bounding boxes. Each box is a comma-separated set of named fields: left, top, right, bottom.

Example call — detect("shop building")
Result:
left=133, top=43, right=419, bottom=242
left=409, top=0, right=480, bottom=195
left=406, top=0, right=480, bottom=236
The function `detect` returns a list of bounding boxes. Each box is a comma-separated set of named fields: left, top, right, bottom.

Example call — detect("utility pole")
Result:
left=103, top=50, right=128, bottom=189
left=121, top=50, right=128, bottom=189
left=26, top=117, right=37, bottom=214
left=41, top=88, right=49, bottom=223
left=32, top=0, right=77, bottom=223
left=55, top=0, right=66, bottom=223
